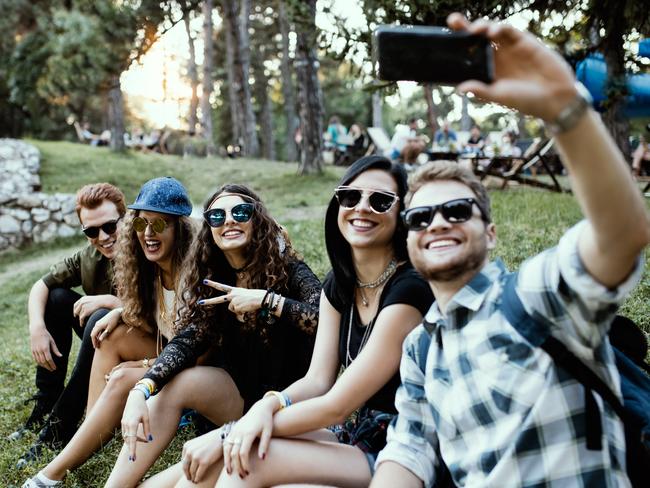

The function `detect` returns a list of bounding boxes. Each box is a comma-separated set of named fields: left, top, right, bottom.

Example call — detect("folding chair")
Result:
left=507, top=139, right=568, bottom=192
left=366, top=127, right=392, bottom=157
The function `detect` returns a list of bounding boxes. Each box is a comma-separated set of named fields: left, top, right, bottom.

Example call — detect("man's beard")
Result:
left=412, top=242, right=489, bottom=283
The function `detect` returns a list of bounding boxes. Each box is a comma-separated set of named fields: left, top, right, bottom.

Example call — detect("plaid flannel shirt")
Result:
left=377, top=222, right=643, bottom=487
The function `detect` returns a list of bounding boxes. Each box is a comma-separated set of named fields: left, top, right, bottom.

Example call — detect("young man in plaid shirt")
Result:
left=371, top=13, right=650, bottom=488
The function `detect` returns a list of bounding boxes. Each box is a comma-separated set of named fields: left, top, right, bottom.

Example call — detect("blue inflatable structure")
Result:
left=576, top=46, right=650, bottom=117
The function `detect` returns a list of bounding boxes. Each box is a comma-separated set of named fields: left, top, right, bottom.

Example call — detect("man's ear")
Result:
left=485, top=222, right=497, bottom=250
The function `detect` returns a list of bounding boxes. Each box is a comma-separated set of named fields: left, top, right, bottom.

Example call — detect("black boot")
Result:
left=7, top=394, right=57, bottom=441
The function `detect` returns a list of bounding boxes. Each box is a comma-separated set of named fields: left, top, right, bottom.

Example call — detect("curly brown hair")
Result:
left=176, top=184, right=298, bottom=338
left=113, top=210, right=195, bottom=333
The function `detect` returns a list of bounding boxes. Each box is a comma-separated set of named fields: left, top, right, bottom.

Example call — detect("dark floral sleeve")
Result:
left=281, top=260, right=321, bottom=335
left=143, top=320, right=217, bottom=392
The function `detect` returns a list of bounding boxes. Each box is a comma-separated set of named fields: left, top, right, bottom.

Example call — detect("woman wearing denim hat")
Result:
left=99, top=183, right=320, bottom=487
left=134, top=157, right=432, bottom=488
left=23, top=177, right=195, bottom=488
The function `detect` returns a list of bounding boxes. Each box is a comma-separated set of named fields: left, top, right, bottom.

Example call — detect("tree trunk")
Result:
left=223, top=3, right=243, bottom=147
left=238, top=0, right=259, bottom=157
left=279, top=0, right=298, bottom=162
left=183, top=9, right=199, bottom=134
left=371, top=89, right=382, bottom=129
left=201, top=0, right=216, bottom=156
left=460, top=94, right=471, bottom=131
left=423, top=84, right=437, bottom=140
left=251, top=40, right=275, bottom=160
left=107, top=75, right=125, bottom=152
left=601, top=6, right=630, bottom=158
left=293, top=0, right=323, bottom=174
left=221, top=0, right=259, bottom=157
left=260, top=85, right=275, bottom=160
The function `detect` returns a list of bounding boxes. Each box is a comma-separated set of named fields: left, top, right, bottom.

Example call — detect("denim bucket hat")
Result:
left=128, top=177, right=192, bottom=216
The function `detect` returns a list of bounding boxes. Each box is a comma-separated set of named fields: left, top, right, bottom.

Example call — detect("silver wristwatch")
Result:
left=545, top=82, right=593, bottom=135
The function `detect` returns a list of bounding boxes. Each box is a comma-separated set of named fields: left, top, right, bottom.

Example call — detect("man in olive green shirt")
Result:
left=11, top=183, right=126, bottom=454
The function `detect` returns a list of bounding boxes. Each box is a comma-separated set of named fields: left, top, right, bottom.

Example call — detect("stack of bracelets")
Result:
left=131, top=378, right=156, bottom=400
left=258, top=289, right=281, bottom=324
left=263, top=390, right=292, bottom=409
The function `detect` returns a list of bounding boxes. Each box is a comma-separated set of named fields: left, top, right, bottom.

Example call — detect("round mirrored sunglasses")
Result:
left=203, top=203, right=255, bottom=228
left=132, top=216, right=169, bottom=234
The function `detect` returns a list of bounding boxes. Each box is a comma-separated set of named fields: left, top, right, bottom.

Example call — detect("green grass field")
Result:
left=1, top=141, right=648, bottom=486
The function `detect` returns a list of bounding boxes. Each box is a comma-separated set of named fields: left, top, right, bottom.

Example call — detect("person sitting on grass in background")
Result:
left=22, top=177, right=195, bottom=488
left=11, top=183, right=125, bottom=463
left=103, top=184, right=320, bottom=488
left=152, top=156, right=432, bottom=488
left=371, top=13, right=650, bottom=488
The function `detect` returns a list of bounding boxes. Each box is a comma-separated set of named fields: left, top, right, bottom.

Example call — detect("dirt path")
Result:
left=0, top=246, right=79, bottom=288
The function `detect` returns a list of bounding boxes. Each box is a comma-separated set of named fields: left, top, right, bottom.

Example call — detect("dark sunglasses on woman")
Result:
left=334, top=186, right=399, bottom=214
left=132, top=216, right=169, bottom=234
left=82, top=219, right=120, bottom=238
left=203, top=203, right=255, bottom=228
left=401, top=198, right=485, bottom=231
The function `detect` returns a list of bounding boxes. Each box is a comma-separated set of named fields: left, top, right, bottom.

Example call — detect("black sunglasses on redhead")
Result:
left=81, top=218, right=120, bottom=238
left=203, top=203, right=255, bottom=228
left=401, top=198, right=486, bottom=231
left=334, top=186, right=399, bottom=214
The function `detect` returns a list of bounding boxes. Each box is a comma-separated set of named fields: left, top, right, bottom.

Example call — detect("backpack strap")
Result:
left=500, top=272, right=628, bottom=450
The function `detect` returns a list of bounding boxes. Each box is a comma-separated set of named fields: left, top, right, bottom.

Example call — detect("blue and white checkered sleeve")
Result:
left=518, top=220, right=644, bottom=349
left=376, top=330, right=441, bottom=487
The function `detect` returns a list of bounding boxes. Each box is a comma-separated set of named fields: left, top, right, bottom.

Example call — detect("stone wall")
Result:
left=0, top=139, right=78, bottom=252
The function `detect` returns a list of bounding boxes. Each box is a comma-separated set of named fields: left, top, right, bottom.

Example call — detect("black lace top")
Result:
left=144, top=260, right=321, bottom=410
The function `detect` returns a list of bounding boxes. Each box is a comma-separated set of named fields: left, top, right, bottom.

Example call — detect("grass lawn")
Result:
left=1, top=141, right=648, bottom=486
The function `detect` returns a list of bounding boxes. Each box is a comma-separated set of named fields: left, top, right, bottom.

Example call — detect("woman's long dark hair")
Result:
left=176, top=184, right=297, bottom=337
left=324, top=155, right=409, bottom=307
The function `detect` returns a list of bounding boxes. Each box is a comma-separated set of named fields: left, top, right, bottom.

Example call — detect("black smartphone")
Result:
left=373, top=25, right=494, bottom=85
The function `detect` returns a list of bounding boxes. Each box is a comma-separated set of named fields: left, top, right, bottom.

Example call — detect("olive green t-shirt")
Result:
left=42, top=245, right=114, bottom=296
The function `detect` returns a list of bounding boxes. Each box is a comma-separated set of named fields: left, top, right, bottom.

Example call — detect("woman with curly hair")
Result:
left=102, top=183, right=320, bottom=487
left=162, top=156, right=433, bottom=488
left=22, top=177, right=195, bottom=488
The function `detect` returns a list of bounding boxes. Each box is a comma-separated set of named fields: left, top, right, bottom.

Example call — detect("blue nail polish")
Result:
left=198, top=300, right=204, bottom=305
left=202, top=279, right=208, bottom=284
left=128, top=455, right=133, bottom=461
left=148, top=434, right=153, bottom=441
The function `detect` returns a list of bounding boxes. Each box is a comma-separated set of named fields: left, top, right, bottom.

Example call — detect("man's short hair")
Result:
left=75, top=183, right=126, bottom=219
left=407, top=161, right=492, bottom=222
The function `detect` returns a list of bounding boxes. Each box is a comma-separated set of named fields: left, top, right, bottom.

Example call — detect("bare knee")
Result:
left=104, top=367, right=140, bottom=397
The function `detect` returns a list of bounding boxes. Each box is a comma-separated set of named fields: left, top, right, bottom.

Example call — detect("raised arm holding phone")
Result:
left=371, top=12, right=649, bottom=488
